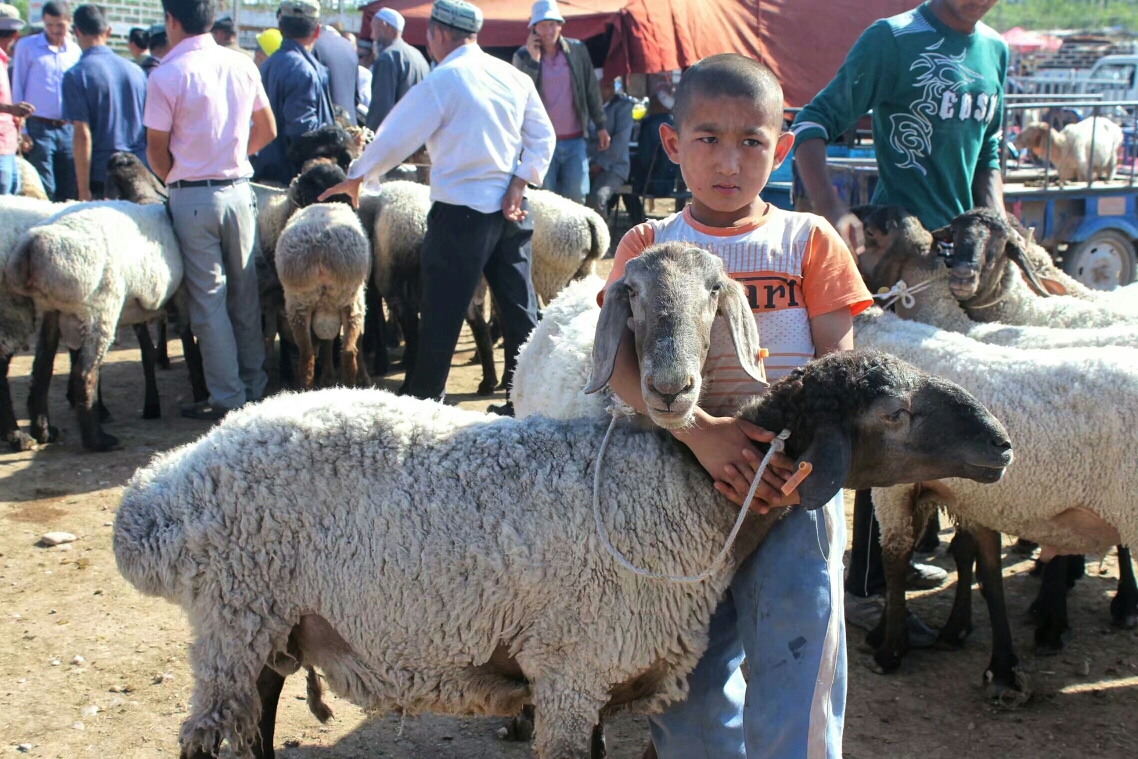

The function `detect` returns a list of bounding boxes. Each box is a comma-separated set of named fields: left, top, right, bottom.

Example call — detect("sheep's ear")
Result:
left=793, top=424, right=852, bottom=511
left=930, top=225, right=953, bottom=244
left=717, top=277, right=767, bottom=386
left=585, top=281, right=632, bottom=395
left=1005, top=235, right=1052, bottom=297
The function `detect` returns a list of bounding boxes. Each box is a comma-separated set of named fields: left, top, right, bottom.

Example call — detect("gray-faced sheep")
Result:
left=114, top=348, right=1011, bottom=759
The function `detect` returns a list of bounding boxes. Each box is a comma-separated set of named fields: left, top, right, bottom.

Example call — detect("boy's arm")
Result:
left=810, top=307, right=854, bottom=356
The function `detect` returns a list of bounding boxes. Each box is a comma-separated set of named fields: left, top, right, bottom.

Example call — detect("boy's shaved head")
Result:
left=672, top=54, right=784, bottom=131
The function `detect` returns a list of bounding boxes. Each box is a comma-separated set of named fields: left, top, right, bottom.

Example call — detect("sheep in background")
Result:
left=1015, top=117, right=1123, bottom=184
left=938, top=208, right=1138, bottom=328
left=5, top=202, right=182, bottom=451
left=361, top=182, right=611, bottom=394
left=856, top=205, right=1138, bottom=348
left=16, top=156, right=49, bottom=200
left=855, top=307, right=1138, bottom=697
left=114, top=350, right=1010, bottom=759
left=103, top=151, right=167, bottom=204
left=275, top=192, right=371, bottom=389
left=0, top=196, right=64, bottom=449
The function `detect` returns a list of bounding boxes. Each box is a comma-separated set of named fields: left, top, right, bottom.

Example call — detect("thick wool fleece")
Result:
left=969, top=259, right=1138, bottom=329
left=115, top=388, right=778, bottom=755
left=513, top=275, right=609, bottom=420
left=0, top=197, right=62, bottom=356
left=5, top=201, right=182, bottom=351
left=855, top=307, right=1138, bottom=554
left=275, top=203, right=371, bottom=341
left=253, top=182, right=291, bottom=262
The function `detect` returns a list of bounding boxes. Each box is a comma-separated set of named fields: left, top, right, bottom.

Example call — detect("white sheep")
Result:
left=16, top=156, right=48, bottom=200
left=939, top=208, right=1138, bottom=329
left=5, top=201, right=182, bottom=451
left=274, top=202, right=371, bottom=389
left=113, top=350, right=1011, bottom=759
left=857, top=205, right=1138, bottom=349
left=854, top=306, right=1138, bottom=698
left=1015, top=117, right=1123, bottom=183
left=0, top=196, right=63, bottom=449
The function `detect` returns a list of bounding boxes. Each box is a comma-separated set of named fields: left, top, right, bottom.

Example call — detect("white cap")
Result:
left=530, top=0, right=565, bottom=27
left=376, top=7, right=405, bottom=33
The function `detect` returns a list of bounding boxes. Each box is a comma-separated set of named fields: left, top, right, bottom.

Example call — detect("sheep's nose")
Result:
left=991, top=437, right=1012, bottom=452
left=646, top=376, right=695, bottom=407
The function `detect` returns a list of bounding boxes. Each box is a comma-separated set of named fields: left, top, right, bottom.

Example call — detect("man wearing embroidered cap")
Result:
left=366, top=6, right=428, bottom=131
left=321, top=0, right=555, bottom=410
left=253, top=0, right=334, bottom=185
left=513, top=0, right=608, bottom=205
left=0, top=3, right=32, bottom=195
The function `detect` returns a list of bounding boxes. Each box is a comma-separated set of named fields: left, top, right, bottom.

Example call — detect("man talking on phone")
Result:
left=512, top=0, right=607, bottom=205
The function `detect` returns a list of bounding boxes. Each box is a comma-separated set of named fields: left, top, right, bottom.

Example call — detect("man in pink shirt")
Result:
left=0, top=4, right=34, bottom=195
left=513, top=0, right=608, bottom=205
left=145, top=0, right=277, bottom=421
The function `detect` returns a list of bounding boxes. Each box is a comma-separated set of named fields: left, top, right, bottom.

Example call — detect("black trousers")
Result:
left=406, top=200, right=538, bottom=401
left=847, top=489, right=886, bottom=597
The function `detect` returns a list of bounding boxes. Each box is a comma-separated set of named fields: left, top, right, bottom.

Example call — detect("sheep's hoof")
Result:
left=30, top=420, right=59, bottom=445
left=142, top=405, right=162, bottom=420
left=1033, top=624, right=1069, bottom=655
left=985, top=668, right=1031, bottom=708
left=157, top=358, right=173, bottom=371
left=935, top=621, right=973, bottom=650
left=6, top=430, right=36, bottom=451
left=1110, top=595, right=1138, bottom=629
left=869, top=647, right=903, bottom=675
left=477, top=378, right=497, bottom=396
left=500, top=706, right=535, bottom=742
left=83, top=431, right=121, bottom=453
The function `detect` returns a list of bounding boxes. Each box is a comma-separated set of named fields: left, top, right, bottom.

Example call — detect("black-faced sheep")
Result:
left=114, top=349, right=1011, bottom=759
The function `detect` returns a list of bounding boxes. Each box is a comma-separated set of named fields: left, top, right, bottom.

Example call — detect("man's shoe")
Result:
left=487, top=401, right=515, bottom=417
left=180, top=401, right=231, bottom=422
left=906, top=561, right=948, bottom=590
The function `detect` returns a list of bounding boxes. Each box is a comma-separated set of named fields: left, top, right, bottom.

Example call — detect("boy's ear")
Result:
left=659, top=122, right=681, bottom=165
left=772, top=131, right=795, bottom=169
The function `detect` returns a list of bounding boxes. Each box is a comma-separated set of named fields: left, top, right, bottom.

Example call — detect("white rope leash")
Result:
left=871, top=271, right=946, bottom=310
left=592, top=410, right=791, bottom=584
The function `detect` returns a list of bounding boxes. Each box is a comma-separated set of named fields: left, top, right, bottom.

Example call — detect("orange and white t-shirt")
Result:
left=605, top=205, right=873, bottom=415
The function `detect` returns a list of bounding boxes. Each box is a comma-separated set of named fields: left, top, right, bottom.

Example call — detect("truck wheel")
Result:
left=1063, top=230, right=1137, bottom=290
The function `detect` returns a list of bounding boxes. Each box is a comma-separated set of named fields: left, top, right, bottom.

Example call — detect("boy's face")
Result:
left=660, top=94, right=793, bottom=221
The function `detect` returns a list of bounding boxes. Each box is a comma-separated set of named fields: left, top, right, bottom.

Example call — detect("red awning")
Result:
left=359, top=1, right=923, bottom=106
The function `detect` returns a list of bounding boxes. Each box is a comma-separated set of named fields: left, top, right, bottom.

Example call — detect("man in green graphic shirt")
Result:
left=794, top=0, right=1007, bottom=251
left=792, top=0, right=1007, bottom=630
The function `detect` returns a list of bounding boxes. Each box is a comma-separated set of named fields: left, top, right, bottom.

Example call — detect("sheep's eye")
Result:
left=626, top=287, right=638, bottom=299
left=887, top=408, right=911, bottom=423
left=710, top=283, right=722, bottom=295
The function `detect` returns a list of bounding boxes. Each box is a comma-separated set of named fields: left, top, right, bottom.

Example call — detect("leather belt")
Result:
left=168, top=177, right=248, bottom=189
left=29, top=115, right=67, bottom=128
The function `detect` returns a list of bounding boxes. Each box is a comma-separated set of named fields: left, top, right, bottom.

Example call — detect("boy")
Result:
left=603, top=55, right=872, bottom=758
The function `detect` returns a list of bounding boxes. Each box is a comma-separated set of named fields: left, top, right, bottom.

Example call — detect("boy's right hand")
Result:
left=673, top=410, right=798, bottom=513
left=828, top=207, right=865, bottom=256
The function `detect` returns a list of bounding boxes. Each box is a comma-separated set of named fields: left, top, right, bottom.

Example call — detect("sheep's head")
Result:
left=289, top=163, right=351, bottom=209
left=586, top=242, right=765, bottom=429
left=933, top=209, right=1050, bottom=303
left=103, top=151, right=166, bottom=205
left=739, top=350, right=1013, bottom=510
left=287, top=124, right=355, bottom=172
left=1014, top=122, right=1055, bottom=161
left=853, top=205, right=937, bottom=293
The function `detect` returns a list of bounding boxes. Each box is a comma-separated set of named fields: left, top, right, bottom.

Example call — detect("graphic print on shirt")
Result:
left=889, top=39, right=998, bottom=175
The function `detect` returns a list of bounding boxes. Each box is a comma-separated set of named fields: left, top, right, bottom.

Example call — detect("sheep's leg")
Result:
left=502, top=704, right=536, bottom=742
left=180, top=324, right=209, bottom=404
left=1111, top=546, right=1137, bottom=629
left=363, top=280, right=388, bottom=376
left=869, top=486, right=926, bottom=674
left=155, top=316, right=172, bottom=370
left=467, top=308, right=498, bottom=396
left=317, top=340, right=336, bottom=388
left=180, top=655, right=263, bottom=759
left=27, top=311, right=61, bottom=445
left=253, top=665, right=286, bottom=759
left=340, top=297, right=364, bottom=388
left=530, top=680, right=606, bottom=759
left=132, top=323, right=162, bottom=420
left=936, top=528, right=977, bottom=649
left=972, top=525, right=1024, bottom=700
left=288, top=310, right=316, bottom=390
left=71, top=327, right=119, bottom=452
left=1033, top=553, right=1070, bottom=654
left=394, top=302, right=419, bottom=395
left=1, top=354, right=35, bottom=451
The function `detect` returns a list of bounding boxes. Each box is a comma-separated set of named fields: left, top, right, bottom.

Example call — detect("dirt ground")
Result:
left=2, top=322, right=1137, bottom=758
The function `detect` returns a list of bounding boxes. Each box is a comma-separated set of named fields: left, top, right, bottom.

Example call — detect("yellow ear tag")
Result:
left=877, top=286, right=891, bottom=295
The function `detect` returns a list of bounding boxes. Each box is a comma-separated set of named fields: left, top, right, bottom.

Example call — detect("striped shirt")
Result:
left=605, top=205, right=872, bottom=414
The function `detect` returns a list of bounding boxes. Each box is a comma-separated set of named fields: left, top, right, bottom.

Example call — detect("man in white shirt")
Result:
left=322, top=0, right=555, bottom=409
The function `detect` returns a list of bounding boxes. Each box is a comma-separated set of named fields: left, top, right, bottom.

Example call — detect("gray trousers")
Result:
left=168, top=181, right=267, bottom=409
left=587, top=169, right=627, bottom=217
